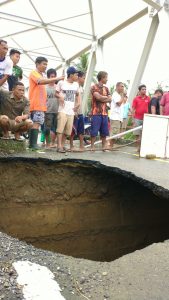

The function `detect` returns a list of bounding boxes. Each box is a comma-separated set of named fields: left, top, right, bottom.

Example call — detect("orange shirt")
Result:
left=29, top=70, right=47, bottom=112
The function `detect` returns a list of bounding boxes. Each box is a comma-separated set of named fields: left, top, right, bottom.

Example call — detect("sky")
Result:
left=0, top=0, right=169, bottom=92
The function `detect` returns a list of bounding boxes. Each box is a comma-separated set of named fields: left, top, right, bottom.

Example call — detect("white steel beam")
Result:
left=88, top=0, right=96, bottom=40
left=100, top=7, right=148, bottom=42
left=142, top=0, right=162, bottom=10
left=56, top=8, right=148, bottom=70
left=0, top=0, right=15, bottom=6
left=96, top=39, right=104, bottom=70
left=11, top=38, right=35, bottom=63
left=29, top=0, right=65, bottom=61
left=82, top=43, right=97, bottom=114
left=0, top=11, right=92, bottom=40
left=128, top=14, right=159, bottom=103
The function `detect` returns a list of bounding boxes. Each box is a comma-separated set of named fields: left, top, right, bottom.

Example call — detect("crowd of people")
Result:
left=0, top=39, right=169, bottom=154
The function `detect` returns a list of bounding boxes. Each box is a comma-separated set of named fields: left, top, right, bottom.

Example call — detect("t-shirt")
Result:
left=148, top=97, right=160, bottom=115
left=91, top=83, right=110, bottom=116
left=8, top=65, right=23, bottom=91
left=132, top=95, right=150, bottom=120
left=0, top=89, right=29, bottom=119
left=0, top=56, right=13, bottom=90
left=110, top=91, right=124, bottom=121
left=56, top=80, right=79, bottom=115
left=29, top=70, right=47, bottom=112
left=160, top=92, right=169, bottom=116
left=123, top=102, right=130, bottom=119
left=46, top=85, right=59, bottom=114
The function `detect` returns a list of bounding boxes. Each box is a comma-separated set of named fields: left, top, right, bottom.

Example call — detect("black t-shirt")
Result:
left=149, top=97, right=160, bottom=115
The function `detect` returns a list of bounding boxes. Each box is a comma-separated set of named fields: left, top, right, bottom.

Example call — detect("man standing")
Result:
left=29, top=56, right=64, bottom=150
left=56, top=66, right=80, bottom=153
left=0, top=40, right=13, bottom=90
left=90, top=71, right=111, bottom=151
left=70, top=71, right=86, bottom=151
left=8, top=49, right=23, bottom=91
left=44, top=68, right=59, bottom=148
left=132, top=84, right=150, bottom=151
left=109, top=82, right=125, bottom=146
left=160, top=91, right=169, bottom=116
left=0, top=82, right=32, bottom=140
left=149, top=89, right=163, bottom=115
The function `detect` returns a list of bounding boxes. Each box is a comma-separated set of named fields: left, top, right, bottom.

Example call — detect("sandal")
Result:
left=57, top=148, right=66, bottom=153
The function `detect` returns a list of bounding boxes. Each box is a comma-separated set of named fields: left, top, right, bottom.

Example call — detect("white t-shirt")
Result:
left=110, top=91, right=124, bottom=121
left=56, top=80, right=79, bottom=115
left=0, top=57, right=13, bottom=90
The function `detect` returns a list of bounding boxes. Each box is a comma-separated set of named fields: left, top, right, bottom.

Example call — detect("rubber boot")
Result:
left=29, top=129, right=40, bottom=150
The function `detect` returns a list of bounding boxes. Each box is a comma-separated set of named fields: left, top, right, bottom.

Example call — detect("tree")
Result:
left=74, top=52, right=97, bottom=83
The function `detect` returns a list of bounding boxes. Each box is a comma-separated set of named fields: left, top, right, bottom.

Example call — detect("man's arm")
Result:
left=0, top=74, right=9, bottom=87
left=116, top=94, right=125, bottom=106
left=151, top=106, right=156, bottom=114
left=74, top=92, right=80, bottom=112
left=38, top=75, right=64, bottom=85
left=93, top=91, right=111, bottom=103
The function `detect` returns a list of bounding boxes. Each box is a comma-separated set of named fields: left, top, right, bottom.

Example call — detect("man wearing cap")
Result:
left=56, top=66, right=80, bottom=153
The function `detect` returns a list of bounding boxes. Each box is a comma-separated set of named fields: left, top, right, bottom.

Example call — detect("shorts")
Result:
left=0, top=115, right=32, bottom=132
left=110, top=120, right=121, bottom=136
left=91, top=115, right=109, bottom=137
left=57, top=112, right=74, bottom=136
left=71, top=114, right=84, bottom=136
left=44, top=113, right=57, bottom=134
left=121, top=118, right=128, bottom=130
left=31, top=111, right=45, bottom=125
left=133, top=118, right=143, bottom=135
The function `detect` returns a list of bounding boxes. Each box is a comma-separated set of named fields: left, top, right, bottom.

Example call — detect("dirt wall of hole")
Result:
left=0, top=159, right=169, bottom=261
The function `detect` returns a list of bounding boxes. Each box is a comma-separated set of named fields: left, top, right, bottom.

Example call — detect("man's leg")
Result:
left=64, top=115, right=74, bottom=150
left=0, top=115, right=10, bottom=138
left=29, top=111, right=44, bottom=150
left=57, top=112, right=67, bottom=152
left=77, top=115, right=85, bottom=151
left=90, top=115, right=101, bottom=151
left=14, top=120, right=33, bottom=140
left=109, top=120, right=121, bottom=148
left=100, top=116, right=109, bottom=151
left=133, top=119, right=143, bottom=152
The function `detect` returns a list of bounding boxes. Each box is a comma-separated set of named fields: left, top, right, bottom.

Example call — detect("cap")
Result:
left=67, top=66, right=78, bottom=75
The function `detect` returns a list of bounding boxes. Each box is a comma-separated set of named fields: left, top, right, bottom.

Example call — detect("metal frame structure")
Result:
left=0, top=0, right=168, bottom=110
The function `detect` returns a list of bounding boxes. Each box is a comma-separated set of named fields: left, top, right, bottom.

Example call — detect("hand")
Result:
left=73, top=106, right=78, bottom=112
left=15, top=116, right=23, bottom=123
left=59, top=93, right=65, bottom=107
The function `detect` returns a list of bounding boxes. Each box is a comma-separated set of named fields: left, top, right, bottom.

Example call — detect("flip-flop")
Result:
left=57, top=148, right=66, bottom=153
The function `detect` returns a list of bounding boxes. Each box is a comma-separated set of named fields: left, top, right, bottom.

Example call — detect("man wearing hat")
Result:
left=56, top=66, right=80, bottom=153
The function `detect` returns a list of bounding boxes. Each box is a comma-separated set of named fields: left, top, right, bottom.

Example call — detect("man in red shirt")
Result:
left=160, top=91, right=169, bottom=116
left=132, top=84, right=150, bottom=152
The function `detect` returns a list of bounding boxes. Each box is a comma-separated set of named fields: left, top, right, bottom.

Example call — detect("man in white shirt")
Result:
left=56, top=66, right=80, bottom=153
left=109, top=82, right=125, bottom=147
left=0, top=40, right=13, bottom=90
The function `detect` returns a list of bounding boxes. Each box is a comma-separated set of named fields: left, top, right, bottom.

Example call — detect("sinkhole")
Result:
left=0, top=158, right=169, bottom=262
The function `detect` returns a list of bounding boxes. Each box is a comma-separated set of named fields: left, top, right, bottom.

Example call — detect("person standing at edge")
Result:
left=8, top=49, right=23, bottom=91
left=90, top=71, right=112, bottom=151
left=132, top=84, right=150, bottom=152
left=29, top=57, right=64, bottom=150
left=0, top=40, right=13, bottom=90
left=56, top=66, right=80, bottom=153
left=70, top=70, right=86, bottom=151
left=109, top=82, right=125, bottom=147
left=160, top=90, right=169, bottom=116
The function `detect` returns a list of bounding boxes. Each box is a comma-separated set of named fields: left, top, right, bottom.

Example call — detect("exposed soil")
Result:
left=0, top=158, right=169, bottom=262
